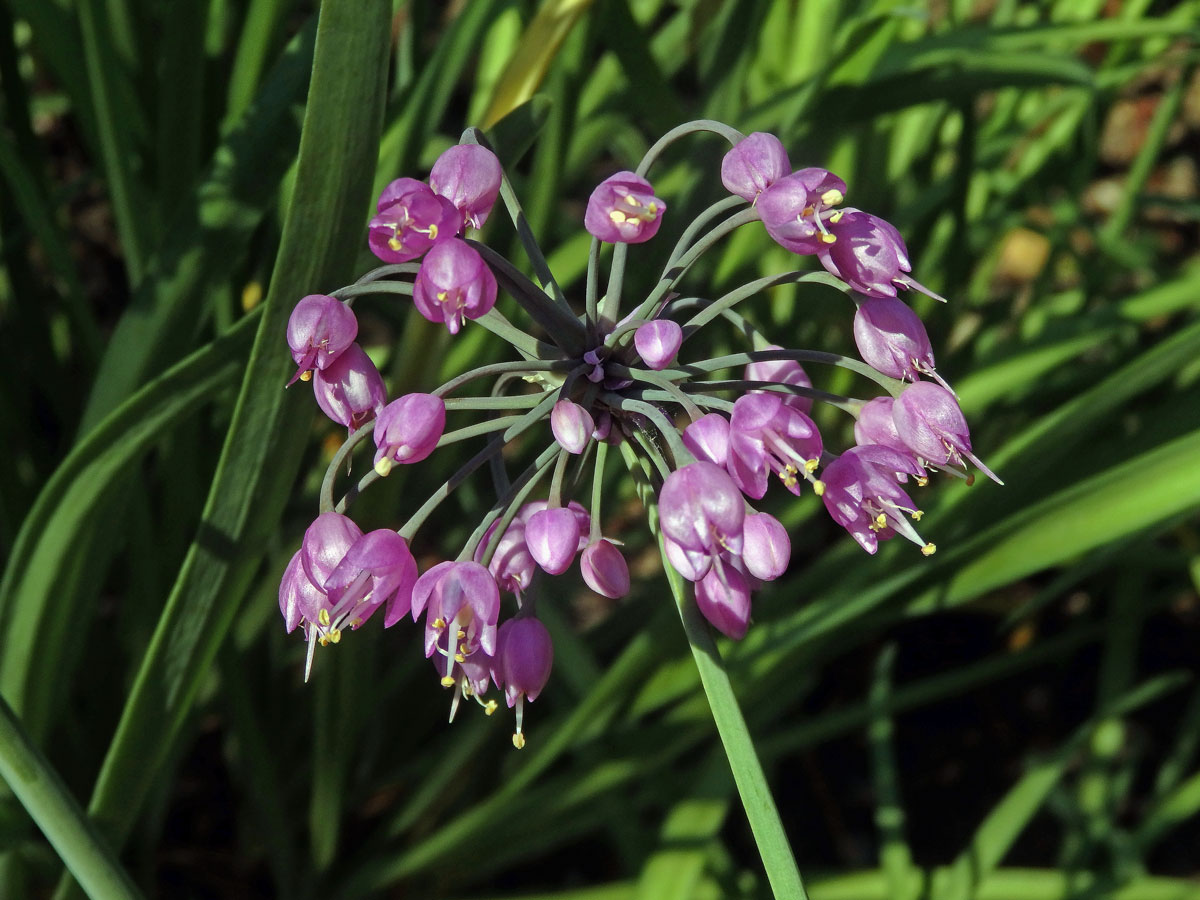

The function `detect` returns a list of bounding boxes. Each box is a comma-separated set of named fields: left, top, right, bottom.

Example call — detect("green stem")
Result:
left=332, top=280, right=414, bottom=302
left=0, top=695, right=144, bottom=900
left=473, top=307, right=551, bottom=360
left=468, top=442, right=563, bottom=565
left=686, top=379, right=864, bottom=416
left=320, top=420, right=377, bottom=513
left=435, top=359, right=565, bottom=398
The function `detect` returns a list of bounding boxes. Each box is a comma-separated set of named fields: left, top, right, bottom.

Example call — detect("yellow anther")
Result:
left=512, top=733, right=526, bottom=750
left=781, top=473, right=797, bottom=488
left=915, top=476, right=929, bottom=487
left=965, top=473, right=976, bottom=487
left=484, top=700, right=498, bottom=716
left=875, top=513, right=888, bottom=528
left=374, top=457, right=394, bottom=477
left=821, top=188, right=845, bottom=206
left=829, top=209, right=845, bottom=224
left=911, top=510, right=924, bottom=521
left=921, top=542, right=937, bottom=557
left=820, top=233, right=837, bottom=244
left=436, top=290, right=449, bottom=304
left=328, top=629, right=342, bottom=644
left=454, top=653, right=465, bottom=663
left=647, top=202, right=658, bottom=216
left=433, top=617, right=446, bottom=630
left=462, top=683, right=473, bottom=697
left=805, top=459, right=820, bottom=473
left=319, top=636, right=329, bottom=646
left=318, top=608, right=331, bottom=627
left=609, top=209, right=628, bottom=224
left=440, top=675, right=456, bottom=688
left=388, top=237, right=403, bottom=252
left=299, top=370, right=313, bottom=382
left=812, top=479, right=825, bottom=496
left=456, top=629, right=466, bottom=640
left=428, top=223, right=438, bottom=240
left=351, top=618, right=363, bottom=627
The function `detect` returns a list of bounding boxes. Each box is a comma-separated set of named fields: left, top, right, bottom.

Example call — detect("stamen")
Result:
left=921, top=543, right=937, bottom=556
left=299, top=370, right=313, bottom=382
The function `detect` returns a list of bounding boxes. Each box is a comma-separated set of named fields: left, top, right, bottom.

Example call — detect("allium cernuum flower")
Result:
left=584, top=171, right=665, bottom=244
left=744, top=347, right=813, bottom=414
left=721, top=132, right=790, bottom=203
left=368, top=177, right=460, bottom=263
left=313, top=342, right=386, bottom=433
left=491, top=616, right=554, bottom=749
left=430, top=144, right=503, bottom=230
left=757, top=168, right=847, bottom=255
left=286, top=294, right=357, bottom=386
left=854, top=396, right=926, bottom=479
left=727, top=393, right=823, bottom=499
left=682, top=413, right=730, bottom=467
left=525, top=507, right=583, bottom=576
left=821, top=446, right=933, bottom=556
left=373, top=393, right=446, bottom=475
left=892, top=382, right=1002, bottom=485
left=658, top=462, right=744, bottom=582
left=741, top=512, right=790, bottom=582
left=695, top=563, right=752, bottom=640
left=412, top=560, right=501, bottom=679
left=551, top=399, right=594, bottom=454
left=853, top=297, right=938, bottom=383
left=634, top=319, right=683, bottom=370
left=412, top=237, right=498, bottom=334
left=819, top=210, right=942, bottom=300
left=581, top=539, right=631, bottom=599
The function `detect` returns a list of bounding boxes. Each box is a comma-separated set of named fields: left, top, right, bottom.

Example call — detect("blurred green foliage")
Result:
left=0, top=0, right=1198, bottom=898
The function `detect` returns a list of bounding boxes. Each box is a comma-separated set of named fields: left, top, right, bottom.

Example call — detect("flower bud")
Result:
left=412, top=237, right=498, bottom=334
left=373, top=393, right=446, bottom=475
left=551, top=399, right=594, bottom=454
left=584, top=171, right=665, bottom=244
left=721, top=132, right=790, bottom=203
left=853, top=297, right=935, bottom=382
left=695, top=563, right=752, bottom=640
left=312, top=343, right=386, bottom=433
left=634, top=319, right=683, bottom=370
left=430, top=144, right=503, bottom=230
left=580, top=539, right=630, bottom=598
left=682, top=413, right=730, bottom=467
left=525, top=507, right=583, bottom=575
left=286, top=295, right=357, bottom=385
left=741, top=512, right=790, bottom=582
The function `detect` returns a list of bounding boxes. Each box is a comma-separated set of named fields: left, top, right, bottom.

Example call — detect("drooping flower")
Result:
left=695, top=562, right=752, bottom=640
left=373, top=393, right=447, bottom=475
left=658, top=462, right=744, bottom=581
left=892, top=382, right=1002, bottom=484
left=853, top=396, right=926, bottom=481
left=721, top=132, right=790, bottom=203
left=853, top=297, right=941, bottom=384
left=412, top=560, right=501, bottom=667
left=744, top=347, right=814, bottom=414
left=286, top=295, right=358, bottom=386
left=584, top=171, right=666, bottom=244
left=368, top=178, right=460, bottom=263
left=580, top=539, right=630, bottom=599
left=727, top=393, right=824, bottom=499
left=634, top=319, right=683, bottom=370
left=757, top=168, right=847, bottom=255
left=551, top=399, right=594, bottom=455
left=312, top=342, right=386, bottom=433
left=819, top=209, right=943, bottom=301
left=741, top=511, right=790, bottom=582
left=429, top=144, right=503, bottom=230
left=525, top=506, right=584, bottom=576
left=491, top=616, right=554, bottom=748
left=412, top=237, right=498, bottom=334
left=821, top=446, right=934, bottom=556
left=682, top=413, right=730, bottom=467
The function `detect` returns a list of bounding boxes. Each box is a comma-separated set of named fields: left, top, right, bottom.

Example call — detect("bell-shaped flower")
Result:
left=491, top=616, right=554, bottom=749
left=581, top=539, right=630, bottom=599
left=634, top=319, right=683, bottom=370
left=658, top=462, right=744, bottom=581
left=412, top=237, right=498, bottom=334
left=854, top=396, right=926, bottom=481
left=695, top=561, right=752, bottom=640
left=744, top=347, right=813, bottom=414
left=584, top=171, right=666, bottom=244
left=821, top=446, right=934, bottom=556
left=373, top=393, right=446, bottom=475
left=525, top=506, right=583, bottom=575
left=757, top=168, right=847, bottom=255
left=412, top=561, right=501, bottom=678
left=368, top=177, right=460, bottom=263
left=741, top=511, right=790, bottom=582
left=476, top=517, right=535, bottom=596
left=312, top=342, right=386, bottom=434
left=430, top=144, right=503, bottom=230
left=682, top=413, right=730, bottom=467
left=286, top=295, right=357, bottom=386
left=721, top=132, right=790, bottom=203
left=853, top=297, right=948, bottom=387
left=892, top=382, right=1002, bottom=485
left=727, top=393, right=823, bottom=499
left=551, top=399, right=594, bottom=454
left=818, top=209, right=943, bottom=300
left=323, top=528, right=419, bottom=628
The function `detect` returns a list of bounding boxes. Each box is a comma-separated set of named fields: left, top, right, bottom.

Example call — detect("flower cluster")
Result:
left=280, top=122, right=998, bottom=747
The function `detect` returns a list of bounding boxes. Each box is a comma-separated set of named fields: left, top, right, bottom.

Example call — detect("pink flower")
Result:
left=491, top=617, right=554, bottom=749
left=634, top=319, right=683, bottom=370
left=819, top=210, right=942, bottom=301
left=721, top=132, right=790, bottom=203
left=892, top=382, right=1002, bottom=484
left=286, top=295, right=357, bottom=386
left=368, top=178, right=460, bottom=263
left=757, top=168, right=846, bottom=255
left=412, top=561, right=501, bottom=668
left=584, top=171, right=666, bottom=243
left=312, top=343, right=386, bottom=434
left=373, top=393, right=446, bottom=475
left=412, top=238, right=498, bottom=334
left=525, top=507, right=583, bottom=575
left=430, top=144, right=503, bottom=230
left=658, top=462, right=744, bottom=582
left=741, top=512, right=790, bottom=582
left=821, top=446, right=933, bottom=556
left=682, top=413, right=731, bottom=467
left=695, top=563, right=752, bottom=640
left=727, top=393, right=823, bottom=499
left=551, top=399, right=594, bottom=455
left=580, top=539, right=630, bottom=599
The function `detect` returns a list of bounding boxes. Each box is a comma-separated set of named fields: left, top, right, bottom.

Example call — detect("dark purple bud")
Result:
left=580, top=539, right=630, bottom=598
left=551, top=399, right=594, bottom=454
left=312, top=343, right=387, bottom=433
left=742, top=512, right=790, bottom=581
left=682, top=413, right=730, bottom=467
left=412, top=237, right=498, bottom=334
left=634, top=319, right=683, bottom=370
left=286, top=295, right=357, bottom=385
left=430, top=144, right=503, bottom=230
left=659, top=462, right=745, bottom=570
left=525, top=507, right=583, bottom=575
left=744, top=346, right=813, bottom=414
left=892, top=382, right=1002, bottom=484
left=584, top=171, right=666, bottom=244
left=368, top=178, right=460, bottom=263
left=491, top=616, right=554, bottom=749
left=721, top=132, right=790, bottom=203
left=727, top=393, right=823, bottom=499
left=853, top=297, right=936, bottom=381
left=695, top=563, right=752, bottom=640
left=373, top=393, right=446, bottom=475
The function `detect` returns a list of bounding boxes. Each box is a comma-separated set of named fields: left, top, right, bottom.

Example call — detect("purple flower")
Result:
left=658, top=462, right=744, bottom=581
left=525, top=506, right=583, bottom=575
left=491, top=616, right=554, bottom=749
left=580, top=539, right=630, bottom=599
left=368, top=178, right=460, bottom=263
left=721, top=132, right=790, bottom=203
left=727, top=393, right=823, bottom=499
left=286, top=295, right=358, bottom=386
left=695, top=562, right=752, bottom=640
left=373, top=393, right=446, bottom=475
left=584, top=171, right=666, bottom=244
left=682, top=413, right=730, bottom=467
left=634, top=319, right=683, bottom=370
left=853, top=297, right=937, bottom=382
left=324, top=528, right=419, bottom=628
left=757, top=168, right=847, bottom=255
left=412, top=561, right=501, bottom=681
left=312, top=342, right=386, bottom=433
left=853, top=396, right=926, bottom=480
left=551, top=399, right=594, bottom=455
left=741, top=511, right=790, bottom=582
left=818, top=209, right=942, bottom=300
left=412, top=238, right=498, bottom=334
left=430, top=144, right=503, bottom=230
left=744, top=347, right=813, bottom=414
left=892, top=382, right=1002, bottom=484
left=821, top=446, right=934, bottom=555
